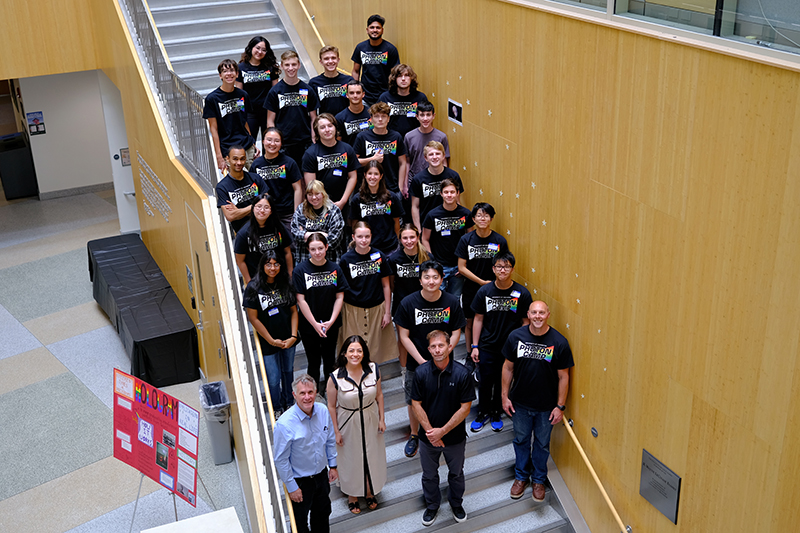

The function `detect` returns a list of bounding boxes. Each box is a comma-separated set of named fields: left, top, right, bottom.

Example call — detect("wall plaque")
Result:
left=640, top=449, right=681, bottom=524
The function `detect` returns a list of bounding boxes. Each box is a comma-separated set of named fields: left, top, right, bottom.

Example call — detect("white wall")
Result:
left=19, top=70, right=113, bottom=196
left=97, top=70, right=139, bottom=233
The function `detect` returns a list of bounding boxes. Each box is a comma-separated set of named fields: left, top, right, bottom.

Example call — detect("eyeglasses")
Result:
left=493, top=264, right=512, bottom=271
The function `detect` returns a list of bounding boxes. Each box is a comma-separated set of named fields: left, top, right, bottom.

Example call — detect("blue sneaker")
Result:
left=470, top=413, right=490, bottom=433
left=490, top=413, right=503, bottom=432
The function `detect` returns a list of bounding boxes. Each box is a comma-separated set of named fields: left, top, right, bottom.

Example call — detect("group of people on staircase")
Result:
left=206, top=14, right=574, bottom=532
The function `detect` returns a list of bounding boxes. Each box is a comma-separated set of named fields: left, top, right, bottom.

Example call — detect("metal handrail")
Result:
left=123, top=0, right=217, bottom=194
left=117, top=0, right=290, bottom=531
left=296, top=0, right=352, bottom=76
left=563, top=419, right=631, bottom=533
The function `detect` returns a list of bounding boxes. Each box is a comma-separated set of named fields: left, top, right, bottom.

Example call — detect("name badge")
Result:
left=268, top=308, right=279, bottom=316
left=370, top=252, right=381, bottom=261
left=406, top=111, right=416, bottom=117
left=441, top=229, right=451, bottom=236
left=359, top=121, right=369, bottom=129
left=333, top=169, right=343, bottom=176
left=488, top=243, right=500, bottom=251
left=511, top=290, right=521, bottom=298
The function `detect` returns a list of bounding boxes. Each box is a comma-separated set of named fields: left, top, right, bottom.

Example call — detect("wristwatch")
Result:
left=557, top=405, right=566, bottom=411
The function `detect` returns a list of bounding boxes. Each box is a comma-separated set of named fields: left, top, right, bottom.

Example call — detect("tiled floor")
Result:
left=0, top=187, right=248, bottom=532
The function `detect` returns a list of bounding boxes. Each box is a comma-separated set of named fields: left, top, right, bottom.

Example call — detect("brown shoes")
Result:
left=510, top=479, right=529, bottom=499
left=532, top=483, right=546, bottom=502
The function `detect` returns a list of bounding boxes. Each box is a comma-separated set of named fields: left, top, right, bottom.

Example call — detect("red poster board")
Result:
left=113, top=369, right=200, bottom=506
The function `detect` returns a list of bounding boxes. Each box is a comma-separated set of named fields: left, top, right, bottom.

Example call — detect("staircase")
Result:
left=147, top=0, right=311, bottom=96
left=264, top=340, right=579, bottom=533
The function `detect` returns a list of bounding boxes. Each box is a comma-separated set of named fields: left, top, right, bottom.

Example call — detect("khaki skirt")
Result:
left=338, top=301, right=399, bottom=363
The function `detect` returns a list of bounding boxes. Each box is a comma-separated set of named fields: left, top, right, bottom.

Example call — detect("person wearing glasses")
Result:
left=468, top=252, right=531, bottom=433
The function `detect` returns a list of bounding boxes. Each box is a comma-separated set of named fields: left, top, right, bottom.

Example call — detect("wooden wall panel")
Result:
left=288, top=2, right=800, bottom=532
left=0, top=0, right=99, bottom=79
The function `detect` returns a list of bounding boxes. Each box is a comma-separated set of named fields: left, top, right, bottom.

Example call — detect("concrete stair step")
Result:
left=162, top=28, right=287, bottom=56
left=155, top=13, right=279, bottom=41
left=150, top=0, right=271, bottom=23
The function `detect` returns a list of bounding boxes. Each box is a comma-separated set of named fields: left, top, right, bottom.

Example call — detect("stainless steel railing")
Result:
left=117, top=0, right=289, bottom=531
left=123, top=0, right=217, bottom=195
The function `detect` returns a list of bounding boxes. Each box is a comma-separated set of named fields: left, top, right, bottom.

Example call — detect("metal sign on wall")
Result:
left=640, top=449, right=681, bottom=524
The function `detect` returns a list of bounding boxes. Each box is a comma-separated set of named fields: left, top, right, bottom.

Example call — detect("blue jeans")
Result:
left=263, top=345, right=296, bottom=410
left=511, top=404, right=553, bottom=484
left=442, top=265, right=464, bottom=299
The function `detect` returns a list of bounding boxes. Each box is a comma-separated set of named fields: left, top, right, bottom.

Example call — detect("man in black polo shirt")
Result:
left=411, top=330, right=474, bottom=526
left=395, top=260, right=465, bottom=459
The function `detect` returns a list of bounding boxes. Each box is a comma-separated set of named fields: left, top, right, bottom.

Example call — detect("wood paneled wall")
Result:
left=286, top=1, right=800, bottom=531
left=0, top=0, right=100, bottom=78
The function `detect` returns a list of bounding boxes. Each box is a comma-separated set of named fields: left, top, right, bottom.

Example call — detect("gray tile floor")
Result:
left=0, top=189, right=248, bottom=532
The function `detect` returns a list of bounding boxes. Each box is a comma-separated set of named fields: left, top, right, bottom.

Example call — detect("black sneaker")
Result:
left=422, top=507, right=438, bottom=526
left=404, top=435, right=419, bottom=457
left=452, top=505, right=467, bottom=523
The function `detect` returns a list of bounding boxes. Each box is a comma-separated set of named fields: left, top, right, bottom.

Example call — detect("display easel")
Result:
left=128, top=470, right=217, bottom=532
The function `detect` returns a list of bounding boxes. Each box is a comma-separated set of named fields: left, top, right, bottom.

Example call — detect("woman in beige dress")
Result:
left=326, top=335, right=387, bottom=514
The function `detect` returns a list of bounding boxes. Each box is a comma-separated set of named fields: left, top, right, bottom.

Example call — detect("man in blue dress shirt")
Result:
left=273, top=374, right=338, bottom=532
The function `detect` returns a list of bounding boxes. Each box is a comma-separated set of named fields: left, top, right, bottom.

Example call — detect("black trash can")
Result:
left=0, top=133, right=38, bottom=200
left=199, top=381, right=233, bottom=465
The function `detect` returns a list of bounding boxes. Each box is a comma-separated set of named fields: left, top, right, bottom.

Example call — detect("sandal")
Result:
left=348, top=499, right=361, bottom=514
left=366, top=496, right=378, bottom=510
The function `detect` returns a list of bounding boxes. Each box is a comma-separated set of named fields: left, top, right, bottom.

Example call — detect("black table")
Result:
left=88, top=235, right=199, bottom=387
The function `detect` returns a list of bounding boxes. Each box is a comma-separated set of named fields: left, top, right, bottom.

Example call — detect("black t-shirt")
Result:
left=393, top=291, right=466, bottom=371
left=352, top=129, right=406, bottom=193
left=387, top=249, right=432, bottom=315
left=309, top=72, right=354, bottom=116
left=454, top=230, right=509, bottom=295
left=249, top=154, right=302, bottom=217
left=264, top=80, right=319, bottom=146
left=348, top=191, right=404, bottom=254
left=292, top=260, right=349, bottom=328
left=410, top=358, right=475, bottom=446
left=301, top=141, right=360, bottom=203
left=243, top=281, right=296, bottom=355
left=233, top=220, right=290, bottom=278
left=215, top=171, right=268, bottom=233
left=203, top=87, right=254, bottom=154
left=422, top=205, right=474, bottom=267
left=237, top=61, right=279, bottom=108
left=334, top=107, right=372, bottom=146
left=339, top=248, right=393, bottom=308
left=351, top=40, right=400, bottom=102
left=503, top=326, right=574, bottom=411
left=471, top=282, right=533, bottom=351
left=410, top=167, right=464, bottom=226
left=377, top=90, right=429, bottom=138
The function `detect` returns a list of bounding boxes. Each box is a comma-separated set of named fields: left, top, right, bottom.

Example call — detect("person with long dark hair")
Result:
left=326, top=335, right=387, bottom=513
left=235, top=193, right=293, bottom=284
left=249, top=127, right=304, bottom=233
left=292, top=233, right=349, bottom=391
left=338, top=221, right=398, bottom=363
left=348, top=161, right=404, bottom=254
left=243, top=251, right=298, bottom=413
left=236, top=36, right=280, bottom=142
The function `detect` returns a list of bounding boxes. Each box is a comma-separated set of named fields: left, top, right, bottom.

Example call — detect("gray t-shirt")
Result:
left=404, top=128, right=450, bottom=178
